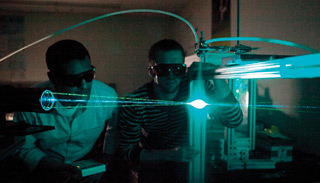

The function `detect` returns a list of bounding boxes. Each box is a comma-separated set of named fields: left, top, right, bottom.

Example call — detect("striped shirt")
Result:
left=119, top=79, right=242, bottom=161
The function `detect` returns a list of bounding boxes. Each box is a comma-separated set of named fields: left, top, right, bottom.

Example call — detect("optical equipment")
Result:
left=0, top=86, right=55, bottom=112
left=150, top=64, right=186, bottom=77
left=0, top=86, right=56, bottom=135
left=0, top=86, right=56, bottom=161
left=54, top=65, right=95, bottom=87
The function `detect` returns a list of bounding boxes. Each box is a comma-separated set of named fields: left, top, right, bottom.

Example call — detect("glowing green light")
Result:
left=188, top=99, right=209, bottom=109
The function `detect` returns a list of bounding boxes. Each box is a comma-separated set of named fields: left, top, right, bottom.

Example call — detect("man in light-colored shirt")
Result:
left=14, top=40, right=118, bottom=183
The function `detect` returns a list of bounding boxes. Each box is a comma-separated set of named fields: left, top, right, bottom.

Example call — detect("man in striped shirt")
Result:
left=119, top=39, right=242, bottom=182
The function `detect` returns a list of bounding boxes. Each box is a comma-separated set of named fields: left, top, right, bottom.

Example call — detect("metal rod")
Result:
left=237, top=0, right=241, bottom=45
left=248, top=79, right=257, bottom=150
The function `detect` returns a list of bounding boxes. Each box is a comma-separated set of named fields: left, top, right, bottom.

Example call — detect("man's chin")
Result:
left=164, top=86, right=179, bottom=94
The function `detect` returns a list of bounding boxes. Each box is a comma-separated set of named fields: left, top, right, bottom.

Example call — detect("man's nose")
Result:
left=168, top=69, right=175, bottom=79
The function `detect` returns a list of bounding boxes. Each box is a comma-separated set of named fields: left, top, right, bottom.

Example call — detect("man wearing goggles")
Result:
left=52, top=65, right=96, bottom=87
left=14, top=40, right=118, bottom=183
left=149, top=64, right=186, bottom=77
left=119, top=39, right=243, bottom=182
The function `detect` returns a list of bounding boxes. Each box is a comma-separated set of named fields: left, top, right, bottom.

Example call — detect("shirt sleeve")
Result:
left=13, top=112, right=47, bottom=171
left=206, top=81, right=243, bottom=128
left=211, top=91, right=243, bottom=128
left=118, top=104, right=142, bottom=161
left=103, top=103, right=119, bottom=155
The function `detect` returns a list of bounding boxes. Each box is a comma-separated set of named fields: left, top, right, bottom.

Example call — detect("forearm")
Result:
left=211, top=79, right=231, bottom=99
left=16, top=135, right=47, bottom=171
left=211, top=90, right=243, bottom=128
left=37, top=156, right=60, bottom=170
left=120, top=144, right=173, bottom=162
left=118, top=113, right=143, bottom=162
left=103, top=127, right=119, bottom=155
left=104, top=107, right=119, bottom=155
left=35, top=156, right=81, bottom=182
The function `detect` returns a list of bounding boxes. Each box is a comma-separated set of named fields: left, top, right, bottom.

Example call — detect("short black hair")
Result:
left=148, top=39, right=185, bottom=64
left=46, top=40, right=90, bottom=72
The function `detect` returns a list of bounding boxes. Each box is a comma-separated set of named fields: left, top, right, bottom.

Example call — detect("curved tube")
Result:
left=204, top=37, right=319, bottom=54
left=0, top=9, right=198, bottom=63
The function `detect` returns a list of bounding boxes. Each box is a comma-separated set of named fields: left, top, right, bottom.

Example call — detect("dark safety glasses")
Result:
left=57, top=65, right=95, bottom=87
left=151, top=64, right=186, bottom=77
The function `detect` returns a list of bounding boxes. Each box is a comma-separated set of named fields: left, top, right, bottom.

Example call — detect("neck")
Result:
left=54, top=92, right=89, bottom=108
left=153, top=84, right=178, bottom=101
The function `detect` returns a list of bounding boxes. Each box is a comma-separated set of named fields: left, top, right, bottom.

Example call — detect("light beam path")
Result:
left=51, top=92, right=187, bottom=108
left=0, top=9, right=198, bottom=63
left=47, top=92, right=320, bottom=114
left=51, top=92, right=210, bottom=109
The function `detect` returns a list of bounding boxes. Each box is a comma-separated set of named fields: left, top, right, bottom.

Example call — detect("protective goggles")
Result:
left=56, top=65, right=95, bottom=87
left=150, top=64, right=186, bottom=77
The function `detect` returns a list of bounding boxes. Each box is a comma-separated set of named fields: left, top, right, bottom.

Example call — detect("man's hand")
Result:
left=188, top=62, right=219, bottom=80
left=188, top=62, right=231, bottom=99
left=78, top=172, right=105, bottom=183
left=38, top=156, right=82, bottom=182
left=167, top=146, right=199, bottom=162
left=140, top=146, right=199, bottom=162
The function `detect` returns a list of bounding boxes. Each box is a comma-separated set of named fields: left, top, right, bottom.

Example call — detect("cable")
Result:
left=0, top=9, right=198, bottom=63
left=204, top=37, right=319, bottom=54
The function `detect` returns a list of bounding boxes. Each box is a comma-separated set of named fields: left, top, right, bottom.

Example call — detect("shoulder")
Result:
left=33, top=80, right=54, bottom=89
left=91, top=80, right=117, bottom=96
left=126, top=82, right=151, bottom=99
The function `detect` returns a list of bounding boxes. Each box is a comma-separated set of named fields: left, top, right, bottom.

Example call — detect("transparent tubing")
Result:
left=204, top=37, right=319, bottom=54
left=0, top=9, right=198, bottom=63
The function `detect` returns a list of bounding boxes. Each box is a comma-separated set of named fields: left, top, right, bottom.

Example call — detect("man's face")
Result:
left=152, top=50, right=185, bottom=94
left=52, top=56, right=93, bottom=106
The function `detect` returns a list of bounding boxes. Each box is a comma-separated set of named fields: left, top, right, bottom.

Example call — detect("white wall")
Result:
left=174, top=0, right=212, bottom=56
left=0, top=12, right=174, bottom=96
left=231, top=0, right=320, bottom=55
left=231, top=0, right=320, bottom=155
left=0, top=1, right=212, bottom=95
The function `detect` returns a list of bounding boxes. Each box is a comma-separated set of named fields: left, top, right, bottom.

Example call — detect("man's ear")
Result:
left=47, top=71, right=56, bottom=83
left=148, top=60, right=156, bottom=78
left=148, top=67, right=155, bottom=78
